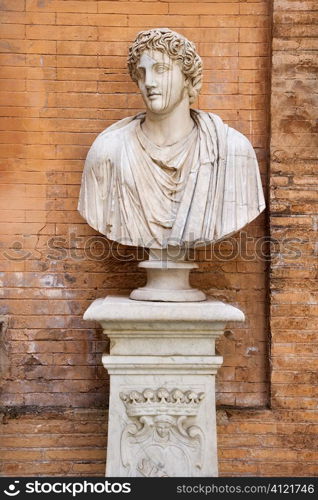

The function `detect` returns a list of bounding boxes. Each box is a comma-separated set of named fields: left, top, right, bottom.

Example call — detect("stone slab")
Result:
left=84, top=295, right=245, bottom=324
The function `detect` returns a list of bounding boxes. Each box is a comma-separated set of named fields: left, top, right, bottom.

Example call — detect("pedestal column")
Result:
left=84, top=296, right=244, bottom=477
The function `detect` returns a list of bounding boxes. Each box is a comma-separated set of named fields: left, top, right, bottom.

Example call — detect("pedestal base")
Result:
left=129, top=259, right=206, bottom=302
left=84, top=296, right=245, bottom=477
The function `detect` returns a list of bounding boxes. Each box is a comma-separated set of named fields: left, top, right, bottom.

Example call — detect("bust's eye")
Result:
left=155, top=64, right=170, bottom=74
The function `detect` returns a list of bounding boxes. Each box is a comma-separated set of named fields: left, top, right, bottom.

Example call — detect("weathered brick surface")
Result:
left=0, top=409, right=107, bottom=477
left=270, top=0, right=318, bottom=413
left=0, top=0, right=317, bottom=478
left=2, top=408, right=318, bottom=477
left=1, top=0, right=270, bottom=411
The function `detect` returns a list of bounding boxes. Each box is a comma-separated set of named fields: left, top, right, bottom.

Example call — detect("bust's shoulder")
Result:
left=192, top=109, right=255, bottom=155
left=227, top=126, right=254, bottom=154
left=99, top=112, right=144, bottom=138
left=85, top=113, right=144, bottom=165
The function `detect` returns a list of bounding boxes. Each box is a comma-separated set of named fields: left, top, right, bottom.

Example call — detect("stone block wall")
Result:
left=0, top=0, right=317, bottom=477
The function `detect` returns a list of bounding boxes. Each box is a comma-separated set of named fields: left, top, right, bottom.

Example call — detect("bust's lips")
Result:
left=147, top=92, right=161, bottom=98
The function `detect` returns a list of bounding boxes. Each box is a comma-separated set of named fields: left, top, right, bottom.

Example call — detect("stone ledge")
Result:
left=84, top=295, right=245, bottom=324
left=102, top=355, right=224, bottom=375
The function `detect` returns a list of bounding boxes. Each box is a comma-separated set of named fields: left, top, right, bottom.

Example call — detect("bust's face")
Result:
left=136, top=49, right=189, bottom=114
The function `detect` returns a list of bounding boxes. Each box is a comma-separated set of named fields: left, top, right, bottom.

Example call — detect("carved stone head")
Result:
left=153, top=415, right=175, bottom=438
left=128, top=28, right=202, bottom=105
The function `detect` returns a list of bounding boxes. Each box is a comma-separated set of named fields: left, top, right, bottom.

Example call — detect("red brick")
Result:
left=238, top=56, right=269, bottom=70
left=239, top=15, right=271, bottom=28
left=240, top=28, right=270, bottom=43
left=56, top=13, right=128, bottom=27
left=169, top=3, right=239, bottom=15
left=240, top=3, right=268, bottom=15
left=52, top=92, right=127, bottom=109
left=56, top=68, right=99, bottom=81
left=72, top=463, right=106, bottom=473
left=0, top=40, right=56, bottom=54
left=0, top=0, right=25, bottom=11
left=45, top=449, right=106, bottom=460
left=200, top=94, right=258, bottom=110
left=0, top=450, right=43, bottom=461
left=0, top=11, right=56, bottom=24
left=198, top=43, right=239, bottom=57
left=1, top=434, right=106, bottom=450
left=0, top=79, right=25, bottom=91
left=2, top=462, right=73, bottom=475
left=26, top=0, right=98, bottom=13
left=239, top=43, right=270, bottom=57
left=57, top=40, right=128, bottom=56
left=220, top=461, right=259, bottom=476
left=26, top=25, right=98, bottom=40
left=128, top=15, right=201, bottom=28
left=99, top=2, right=168, bottom=14
left=0, top=24, right=25, bottom=39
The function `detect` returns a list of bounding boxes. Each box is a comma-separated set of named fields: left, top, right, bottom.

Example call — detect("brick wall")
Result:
left=270, top=0, right=318, bottom=412
left=0, top=0, right=270, bottom=410
left=0, top=0, right=317, bottom=477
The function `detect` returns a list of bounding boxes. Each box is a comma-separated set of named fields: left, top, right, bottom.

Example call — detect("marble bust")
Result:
left=78, top=28, right=265, bottom=301
left=78, top=27, right=265, bottom=249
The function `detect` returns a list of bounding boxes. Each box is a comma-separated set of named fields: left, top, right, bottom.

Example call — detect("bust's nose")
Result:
left=144, top=68, right=157, bottom=89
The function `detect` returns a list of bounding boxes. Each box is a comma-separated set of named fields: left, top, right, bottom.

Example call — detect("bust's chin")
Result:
left=146, top=99, right=165, bottom=114
left=143, top=92, right=190, bottom=118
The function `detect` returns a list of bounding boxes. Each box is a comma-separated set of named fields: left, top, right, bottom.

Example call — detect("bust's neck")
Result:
left=141, top=98, right=194, bottom=147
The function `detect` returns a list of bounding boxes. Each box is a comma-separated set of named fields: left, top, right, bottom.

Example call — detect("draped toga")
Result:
left=78, top=109, right=265, bottom=249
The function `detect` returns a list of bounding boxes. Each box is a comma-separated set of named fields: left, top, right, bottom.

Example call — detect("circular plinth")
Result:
left=129, top=259, right=207, bottom=302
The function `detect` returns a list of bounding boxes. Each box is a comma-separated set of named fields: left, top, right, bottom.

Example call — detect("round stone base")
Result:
left=129, top=259, right=207, bottom=302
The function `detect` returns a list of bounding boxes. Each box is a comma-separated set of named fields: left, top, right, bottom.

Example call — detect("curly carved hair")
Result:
left=128, top=28, right=202, bottom=104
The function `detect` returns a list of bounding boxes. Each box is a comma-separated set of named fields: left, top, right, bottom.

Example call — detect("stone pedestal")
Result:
left=84, top=296, right=244, bottom=477
left=130, top=260, right=206, bottom=302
